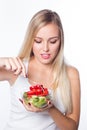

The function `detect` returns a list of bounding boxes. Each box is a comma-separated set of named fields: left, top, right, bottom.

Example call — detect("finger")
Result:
left=19, top=98, right=23, bottom=104
left=8, top=58, right=18, bottom=72
left=23, top=100, right=33, bottom=111
left=17, top=57, right=26, bottom=77
left=9, top=57, right=23, bottom=75
left=48, top=100, right=52, bottom=105
left=39, top=101, right=53, bottom=111
left=4, top=59, right=12, bottom=70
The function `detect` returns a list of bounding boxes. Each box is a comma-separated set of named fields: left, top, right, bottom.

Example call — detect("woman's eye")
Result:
left=50, top=40, right=57, bottom=44
left=34, top=39, right=41, bottom=43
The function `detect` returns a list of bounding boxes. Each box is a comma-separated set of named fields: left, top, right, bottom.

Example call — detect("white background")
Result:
left=0, top=0, right=87, bottom=129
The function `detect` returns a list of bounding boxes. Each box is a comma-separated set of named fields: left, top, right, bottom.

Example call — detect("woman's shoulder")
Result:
left=66, top=65, right=80, bottom=80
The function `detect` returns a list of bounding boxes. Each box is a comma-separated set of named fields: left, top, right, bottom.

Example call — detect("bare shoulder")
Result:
left=66, top=65, right=80, bottom=80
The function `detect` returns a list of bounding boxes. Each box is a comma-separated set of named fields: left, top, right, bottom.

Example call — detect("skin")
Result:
left=32, top=23, right=60, bottom=65
left=0, top=23, right=80, bottom=130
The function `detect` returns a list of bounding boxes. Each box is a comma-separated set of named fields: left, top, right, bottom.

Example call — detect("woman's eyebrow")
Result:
left=35, top=36, right=59, bottom=39
left=48, top=36, right=60, bottom=41
left=34, top=37, right=42, bottom=39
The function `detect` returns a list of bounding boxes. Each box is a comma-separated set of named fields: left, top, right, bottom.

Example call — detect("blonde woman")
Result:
left=0, top=9, right=80, bottom=130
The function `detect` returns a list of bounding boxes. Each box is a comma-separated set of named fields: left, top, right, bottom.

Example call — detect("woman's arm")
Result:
left=48, top=66, right=81, bottom=130
left=0, top=57, right=26, bottom=84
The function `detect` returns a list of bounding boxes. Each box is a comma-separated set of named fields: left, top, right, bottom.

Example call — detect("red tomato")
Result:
left=30, top=86, right=33, bottom=91
left=27, top=91, right=35, bottom=95
left=36, top=88, right=42, bottom=95
left=40, top=91, right=48, bottom=96
left=28, top=84, right=49, bottom=96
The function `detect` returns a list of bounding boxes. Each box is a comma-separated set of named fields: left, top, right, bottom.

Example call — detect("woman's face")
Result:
left=32, top=23, right=60, bottom=65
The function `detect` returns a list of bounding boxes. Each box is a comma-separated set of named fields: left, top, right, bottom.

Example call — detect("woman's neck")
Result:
left=31, top=57, right=52, bottom=71
left=28, top=58, right=53, bottom=88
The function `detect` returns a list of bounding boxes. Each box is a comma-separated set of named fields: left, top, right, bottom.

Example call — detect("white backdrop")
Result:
left=0, top=0, right=87, bottom=129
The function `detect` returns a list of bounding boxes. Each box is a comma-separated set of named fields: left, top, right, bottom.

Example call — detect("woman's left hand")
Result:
left=19, top=98, right=53, bottom=112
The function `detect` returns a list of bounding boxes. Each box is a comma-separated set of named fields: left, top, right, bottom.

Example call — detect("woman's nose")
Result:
left=43, top=42, right=49, bottom=52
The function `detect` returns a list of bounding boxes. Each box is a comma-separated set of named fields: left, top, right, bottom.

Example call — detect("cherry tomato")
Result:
left=36, top=88, right=42, bottom=95
left=30, top=86, right=34, bottom=91
left=28, top=84, right=49, bottom=96
left=27, top=91, right=35, bottom=96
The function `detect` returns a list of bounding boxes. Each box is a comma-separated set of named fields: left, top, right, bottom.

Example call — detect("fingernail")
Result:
left=28, top=103, right=31, bottom=106
left=19, top=98, right=23, bottom=104
left=48, top=101, right=51, bottom=104
left=24, top=74, right=27, bottom=78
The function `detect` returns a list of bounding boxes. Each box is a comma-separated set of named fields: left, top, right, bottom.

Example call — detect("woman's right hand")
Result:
left=0, top=57, right=26, bottom=77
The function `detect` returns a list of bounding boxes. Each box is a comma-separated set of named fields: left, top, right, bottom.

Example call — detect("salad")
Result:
left=23, top=84, right=51, bottom=108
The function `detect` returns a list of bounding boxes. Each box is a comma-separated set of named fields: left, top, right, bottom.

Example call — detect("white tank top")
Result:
left=3, top=62, right=66, bottom=130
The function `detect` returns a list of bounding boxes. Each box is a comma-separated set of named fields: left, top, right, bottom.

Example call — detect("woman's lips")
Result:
left=41, top=54, right=50, bottom=59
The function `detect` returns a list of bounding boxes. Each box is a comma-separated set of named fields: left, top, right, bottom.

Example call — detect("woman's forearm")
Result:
left=48, top=106, right=78, bottom=130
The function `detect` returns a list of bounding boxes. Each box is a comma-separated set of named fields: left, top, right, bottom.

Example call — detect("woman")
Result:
left=0, top=9, right=80, bottom=130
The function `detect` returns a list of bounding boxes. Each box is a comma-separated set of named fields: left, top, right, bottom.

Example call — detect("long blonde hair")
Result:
left=18, top=9, right=72, bottom=113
